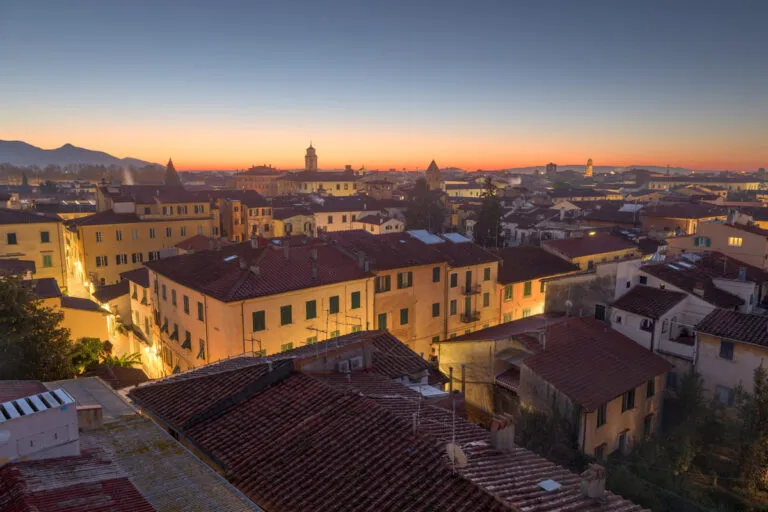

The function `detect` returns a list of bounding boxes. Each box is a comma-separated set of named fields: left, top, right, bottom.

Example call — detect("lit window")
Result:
left=728, top=237, right=743, bottom=247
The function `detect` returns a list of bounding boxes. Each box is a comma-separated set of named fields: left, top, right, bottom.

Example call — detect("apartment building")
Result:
left=0, top=208, right=67, bottom=289
left=233, top=165, right=282, bottom=196
left=640, top=203, right=727, bottom=236
left=666, top=221, right=768, bottom=269
left=542, top=232, right=639, bottom=270
left=144, top=239, right=374, bottom=374
left=277, top=170, right=361, bottom=196
left=214, top=190, right=273, bottom=241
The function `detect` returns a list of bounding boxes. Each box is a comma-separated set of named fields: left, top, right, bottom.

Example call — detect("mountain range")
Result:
left=0, top=140, right=159, bottom=167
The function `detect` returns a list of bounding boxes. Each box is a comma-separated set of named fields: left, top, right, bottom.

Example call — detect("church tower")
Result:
left=585, top=158, right=593, bottom=178
left=164, top=158, right=183, bottom=187
left=305, top=143, right=318, bottom=172
left=426, top=160, right=441, bottom=191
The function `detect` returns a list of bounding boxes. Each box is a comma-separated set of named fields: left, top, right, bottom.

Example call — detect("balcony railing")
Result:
left=460, top=311, right=481, bottom=323
left=461, top=284, right=481, bottom=295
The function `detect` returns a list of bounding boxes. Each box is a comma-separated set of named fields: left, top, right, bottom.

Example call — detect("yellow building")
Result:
left=145, top=240, right=374, bottom=375
left=278, top=170, right=361, bottom=196
left=0, top=208, right=68, bottom=290
left=30, top=278, right=109, bottom=343
left=351, top=214, right=404, bottom=234
left=215, top=192, right=273, bottom=242
left=495, top=246, right=579, bottom=323
left=233, top=165, right=282, bottom=196
left=66, top=186, right=220, bottom=290
left=647, top=175, right=761, bottom=191
left=272, top=208, right=315, bottom=237
left=541, top=232, right=638, bottom=270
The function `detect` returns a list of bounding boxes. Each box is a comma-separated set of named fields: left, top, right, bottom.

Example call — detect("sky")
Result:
left=1, top=0, right=767, bottom=171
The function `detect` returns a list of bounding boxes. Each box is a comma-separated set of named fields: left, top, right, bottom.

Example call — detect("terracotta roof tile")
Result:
left=0, top=380, right=47, bottom=403
left=611, top=285, right=687, bottom=319
left=120, top=267, right=150, bottom=288
left=494, top=246, right=579, bottom=284
left=0, top=208, right=61, bottom=225
left=523, top=317, right=672, bottom=411
left=542, top=233, right=637, bottom=259
left=641, top=203, right=727, bottom=220
left=696, top=309, right=768, bottom=346
left=329, top=230, right=446, bottom=270
left=93, top=280, right=130, bottom=303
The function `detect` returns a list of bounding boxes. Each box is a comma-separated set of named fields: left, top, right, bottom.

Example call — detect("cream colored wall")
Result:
left=273, top=215, right=314, bottom=237
left=72, top=216, right=217, bottom=288
left=281, top=179, right=360, bottom=196
left=696, top=223, right=768, bottom=269
left=59, top=305, right=110, bottom=342
left=0, top=220, right=67, bottom=289
left=498, top=278, right=547, bottom=323
left=445, top=262, right=500, bottom=340
left=351, top=219, right=404, bottom=235
left=314, top=210, right=372, bottom=233
left=569, top=247, right=638, bottom=270
left=697, top=333, right=768, bottom=398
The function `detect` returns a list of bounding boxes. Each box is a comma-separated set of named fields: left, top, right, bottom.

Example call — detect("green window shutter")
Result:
left=705, top=237, right=711, bottom=247
left=306, top=300, right=317, bottom=319
left=280, top=305, right=292, bottom=325
left=350, top=291, right=361, bottom=309
left=400, top=308, right=409, bottom=325
left=329, top=296, right=340, bottom=314
left=253, top=311, right=266, bottom=331
left=432, top=303, right=440, bottom=317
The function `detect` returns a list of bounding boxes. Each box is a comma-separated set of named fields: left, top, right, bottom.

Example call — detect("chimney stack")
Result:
left=490, top=414, right=516, bottom=452
left=311, top=262, right=318, bottom=280
left=356, top=251, right=366, bottom=270
left=250, top=236, right=259, bottom=249
left=580, top=464, right=606, bottom=499
left=692, top=281, right=705, bottom=296
left=738, top=267, right=747, bottom=281
left=250, top=265, right=260, bottom=277
left=284, top=244, right=290, bottom=261
left=310, top=247, right=318, bottom=261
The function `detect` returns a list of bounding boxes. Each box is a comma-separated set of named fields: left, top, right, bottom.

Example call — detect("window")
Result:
left=281, top=342, right=293, bottom=352
left=375, top=275, right=391, bottom=293
left=131, top=252, right=144, bottom=264
left=432, top=302, right=440, bottom=317
left=148, top=250, right=160, bottom=260
left=450, top=299, right=457, bottom=316
left=504, top=285, right=513, bottom=301
left=132, top=229, right=139, bottom=240
left=197, top=226, right=203, bottom=235
left=594, top=443, right=606, bottom=461
left=503, top=312, right=512, bottom=322
left=143, top=207, right=150, bottom=215
left=252, top=310, right=266, bottom=331
left=42, top=255, right=53, bottom=268
left=115, top=254, right=128, bottom=265
left=397, top=271, right=413, bottom=289
left=647, top=378, right=655, bottom=398
left=432, top=266, right=441, bottom=282
left=161, top=284, right=167, bottom=301
left=643, top=414, right=654, bottom=437
left=306, top=300, right=317, bottom=319
left=197, top=302, right=204, bottom=321
left=329, top=295, right=340, bottom=314
left=6, top=232, right=17, bottom=245
left=483, top=267, right=491, bottom=281
left=166, top=227, right=172, bottom=238
left=597, top=403, right=607, bottom=427
left=280, top=305, right=292, bottom=325
left=162, top=206, right=168, bottom=215
left=327, top=215, right=333, bottom=224
left=450, top=273, right=458, bottom=288
left=523, top=281, right=532, bottom=297
left=171, top=289, right=177, bottom=306
left=639, top=275, right=647, bottom=285
left=614, top=314, right=622, bottom=324
left=329, top=330, right=340, bottom=338
left=541, top=281, right=546, bottom=293
left=149, top=228, right=156, bottom=239
left=622, top=389, right=635, bottom=412
left=377, top=313, right=387, bottom=330
left=95, top=231, right=103, bottom=243
left=181, top=227, right=187, bottom=237
left=728, top=237, right=743, bottom=247
left=587, top=260, right=594, bottom=270
left=306, top=336, right=317, bottom=345
left=483, top=292, right=490, bottom=308
left=716, top=385, right=735, bottom=406
left=351, top=325, right=361, bottom=333
left=694, top=236, right=710, bottom=248
left=40, top=231, right=50, bottom=243
left=342, top=215, right=347, bottom=223
left=640, top=318, right=654, bottom=332
left=116, top=229, right=123, bottom=241
left=432, top=335, right=440, bottom=343
left=400, top=308, right=409, bottom=325
left=618, top=432, right=629, bottom=454
left=350, top=291, right=360, bottom=309
left=183, top=295, right=189, bottom=314
left=522, top=308, right=531, bottom=318
left=719, top=341, right=734, bottom=360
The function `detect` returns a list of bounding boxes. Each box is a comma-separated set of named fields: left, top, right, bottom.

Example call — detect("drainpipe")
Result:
left=649, top=319, right=656, bottom=353
left=204, top=295, right=211, bottom=364
left=241, top=302, right=246, bottom=354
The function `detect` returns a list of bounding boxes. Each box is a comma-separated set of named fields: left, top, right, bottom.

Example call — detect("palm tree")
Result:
left=101, top=352, right=142, bottom=368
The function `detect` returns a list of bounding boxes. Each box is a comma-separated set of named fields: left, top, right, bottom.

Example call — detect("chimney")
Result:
left=311, top=262, right=318, bottom=280
left=580, top=464, right=606, bottom=499
left=239, top=257, right=248, bottom=270
left=208, top=238, right=214, bottom=250
left=250, top=236, right=259, bottom=249
left=250, top=265, right=260, bottom=277
left=310, top=247, right=318, bottom=261
left=490, top=414, right=516, bottom=452
left=692, top=281, right=705, bottom=296
left=560, top=207, right=565, bottom=221
left=448, top=367, right=453, bottom=393
left=284, top=244, right=290, bottom=261
left=77, top=405, right=103, bottom=430
left=356, top=251, right=366, bottom=270
left=460, top=364, right=466, bottom=395
left=738, top=267, right=747, bottom=281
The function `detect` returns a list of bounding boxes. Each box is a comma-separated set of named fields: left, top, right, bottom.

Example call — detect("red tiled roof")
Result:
left=542, top=233, right=637, bottom=259
left=329, top=230, right=446, bottom=270
left=429, top=239, right=499, bottom=267
left=93, top=280, right=130, bottom=303
left=494, top=246, right=579, bottom=284
left=611, top=285, right=687, bottom=319
left=0, top=451, right=155, bottom=512
left=495, top=367, right=520, bottom=391
left=82, top=365, right=150, bottom=390
left=441, top=314, right=567, bottom=343
left=174, top=234, right=229, bottom=252
left=641, top=203, right=727, bottom=220
left=145, top=241, right=372, bottom=302
left=523, top=317, right=672, bottom=411
left=696, top=309, right=768, bottom=346
left=0, top=208, right=61, bottom=225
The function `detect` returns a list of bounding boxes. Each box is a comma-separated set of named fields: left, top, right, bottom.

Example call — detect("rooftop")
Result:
left=542, top=232, right=637, bottom=259
left=649, top=175, right=760, bottom=183
left=641, top=203, right=727, bottom=220
left=102, top=184, right=209, bottom=204
left=61, top=295, right=104, bottom=312
left=0, top=259, right=35, bottom=276
left=120, top=267, right=151, bottom=288
left=81, top=365, right=150, bottom=390
left=696, top=309, right=768, bottom=347
left=93, top=279, right=130, bottom=303
left=495, top=246, right=579, bottom=284
left=30, top=277, right=62, bottom=299
left=523, top=317, right=672, bottom=411
left=281, top=170, right=360, bottom=182
left=441, top=313, right=567, bottom=343
left=174, top=234, right=231, bottom=252
left=612, top=285, right=688, bottom=319
left=328, top=230, right=445, bottom=270
left=0, top=207, right=61, bottom=225
left=146, top=241, right=372, bottom=302
left=66, top=209, right=212, bottom=227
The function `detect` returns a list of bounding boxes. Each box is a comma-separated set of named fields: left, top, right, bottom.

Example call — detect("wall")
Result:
left=59, top=305, right=110, bottom=342
left=696, top=333, right=768, bottom=401
left=498, top=277, right=547, bottom=323
left=545, top=268, right=617, bottom=319
left=445, top=262, right=500, bottom=342
left=673, top=223, right=767, bottom=269
left=0, top=220, right=67, bottom=289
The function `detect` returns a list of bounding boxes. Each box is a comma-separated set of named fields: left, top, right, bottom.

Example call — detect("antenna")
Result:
left=446, top=443, right=467, bottom=469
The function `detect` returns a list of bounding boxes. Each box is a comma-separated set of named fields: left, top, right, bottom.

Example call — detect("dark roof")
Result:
left=641, top=203, right=727, bottom=220
left=542, top=233, right=637, bottom=258
left=146, top=242, right=371, bottom=302
left=120, top=267, right=150, bottom=288
left=280, top=170, right=360, bottom=182
left=82, top=364, right=150, bottom=389
left=696, top=309, right=768, bottom=346
left=174, top=234, right=228, bottom=252
left=271, top=206, right=312, bottom=220
left=637, top=237, right=665, bottom=255
left=0, top=380, right=47, bottom=403
left=445, top=183, right=485, bottom=190
left=549, top=188, right=605, bottom=198
left=429, top=239, right=499, bottom=267
left=0, top=451, right=155, bottom=512
left=443, top=314, right=567, bottom=343
left=582, top=209, right=641, bottom=225
left=724, top=222, right=768, bottom=237
left=33, top=202, right=96, bottom=214
left=67, top=209, right=212, bottom=227
left=102, top=184, right=207, bottom=204
left=93, top=280, right=130, bottom=303
left=239, top=166, right=282, bottom=176
left=0, top=208, right=61, bottom=225
left=611, top=285, right=687, bottom=319
left=649, top=175, right=760, bottom=183
left=495, top=246, right=579, bottom=284
left=355, top=213, right=391, bottom=225
left=0, top=259, right=35, bottom=276
left=523, top=317, right=672, bottom=411
left=61, top=295, right=104, bottom=312
left=328, top=230, right=446, bottom=270
left=30, top=278, right=61, bottom=299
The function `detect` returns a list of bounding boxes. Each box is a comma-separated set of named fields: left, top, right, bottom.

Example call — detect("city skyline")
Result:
left=2, top=1, right=767, bottom=171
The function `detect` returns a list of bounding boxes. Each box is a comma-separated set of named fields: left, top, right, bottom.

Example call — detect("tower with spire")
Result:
left=164, top=158, right=183, bottom=187
left=584, top=158, right=593, bottom=178
left=426, top=160, right=441, bottom=191
left=305, top=143, right=318, bottom=172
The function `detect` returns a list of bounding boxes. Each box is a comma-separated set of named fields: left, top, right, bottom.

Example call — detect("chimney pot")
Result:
left=310, top=247, right=318, bottom=261
left=284, top=244, right=290, bottom=260
left=250, top=265, right=260, bottom=276
left=311, top=262, right=318, bottom=280
left=250, top=236, right=259, bottom=249
left=580, top=464, right=606, bottom=499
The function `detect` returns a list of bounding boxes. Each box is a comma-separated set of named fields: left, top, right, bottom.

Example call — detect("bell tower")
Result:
left=305, top=143, right=318, bottom=171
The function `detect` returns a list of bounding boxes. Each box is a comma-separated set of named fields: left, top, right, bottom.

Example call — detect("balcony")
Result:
left=461, top=284, right=481, bottom=295
left=460, top=311, right=481, bottom=323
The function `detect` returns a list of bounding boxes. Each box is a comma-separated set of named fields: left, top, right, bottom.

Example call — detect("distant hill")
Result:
left=0, top=140, right=159, bottom=167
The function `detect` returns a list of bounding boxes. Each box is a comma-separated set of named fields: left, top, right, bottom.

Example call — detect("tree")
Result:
left=737, top=364, right=768, bottom=492
left=473, top=177, right=504, bottom=247
left=101, top=352, right=142, bottom=368
left=0, top=276, right=75, bottom=380
left=405, top=177, right=446, bottom=232
left=70, top=337, right=106, bottom=374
